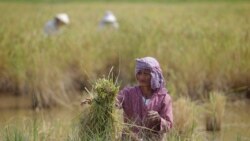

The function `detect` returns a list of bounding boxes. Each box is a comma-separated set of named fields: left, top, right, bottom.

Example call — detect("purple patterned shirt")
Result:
left=117, top=86, right=173, bottom=140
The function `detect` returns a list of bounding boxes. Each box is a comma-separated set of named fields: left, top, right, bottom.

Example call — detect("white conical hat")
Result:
left=102, top=11, right=117, bottom=23
left=55, top=13, right=70, bottom=24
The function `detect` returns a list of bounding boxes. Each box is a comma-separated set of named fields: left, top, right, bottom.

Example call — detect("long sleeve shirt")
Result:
left=44, top=19, right=60, bottom=36
left=117, top=86, right=173, bottom=140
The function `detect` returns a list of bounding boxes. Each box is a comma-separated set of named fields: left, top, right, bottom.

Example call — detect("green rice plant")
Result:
left=2, top=120, right=38, bottom=141
left=205, top=91, right=226, bottom=131
left=3, top=127, right=28, bottom=141
left=0, top=115, right=74, bottom=141
left=78, top=77, right=120, bottom=141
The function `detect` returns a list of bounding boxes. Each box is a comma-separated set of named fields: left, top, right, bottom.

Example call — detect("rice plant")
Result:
left=205, top=91, right=226, bottom=131
left=78, top=77, right=120, bottom=141
left=3, top=127, right=28, bottom=141
left=171, top=97, right=198, bottom=140
left=0, top=1, right=249, bottom=108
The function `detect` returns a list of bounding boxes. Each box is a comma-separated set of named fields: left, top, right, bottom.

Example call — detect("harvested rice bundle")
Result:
left=79, top=78, right=119, bottom=141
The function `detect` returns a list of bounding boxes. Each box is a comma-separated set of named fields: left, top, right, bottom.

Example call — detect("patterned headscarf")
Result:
left=135, top=57, right=165, bottom=91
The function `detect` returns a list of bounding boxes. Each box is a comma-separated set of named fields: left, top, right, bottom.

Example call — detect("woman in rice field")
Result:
left=116, top=57, right=173, bottom=141
left=44, top=13, right=69, bottom=36
left=82, top=56, right=173, bottom=141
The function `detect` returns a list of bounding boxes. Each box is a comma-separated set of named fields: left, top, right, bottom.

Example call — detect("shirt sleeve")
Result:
left=159, top=94, right=173, bottom=133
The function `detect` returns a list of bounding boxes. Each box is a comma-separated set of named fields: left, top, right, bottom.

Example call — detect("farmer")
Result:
left=44, top=13, right=70, bottom=36
left=99, top=10, right=119, bottom=29
left=117, top=57, right=173, bottom=141
left=82, top=57, right=173, bottom=141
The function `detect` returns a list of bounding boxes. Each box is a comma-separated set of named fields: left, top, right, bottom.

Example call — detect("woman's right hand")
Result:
left=80, top=98, right=93, bottom=105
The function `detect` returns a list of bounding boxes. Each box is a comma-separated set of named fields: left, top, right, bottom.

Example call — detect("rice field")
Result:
left=0, top=1, right=250, bottom=141
left=0, top=2, right=250, bottom=106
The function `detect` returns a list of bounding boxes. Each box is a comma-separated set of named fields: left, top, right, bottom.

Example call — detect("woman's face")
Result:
left=136, top=69, right=151, bottom=88
left=55, top=18, right=66, bottom=27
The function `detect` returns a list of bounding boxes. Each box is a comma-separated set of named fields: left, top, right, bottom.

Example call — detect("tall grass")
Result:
left=0, top=2, right=249, bottom=108
left=205, top=91, right=226, bottom=131
left=171, top=97, right=199, bottom=140
left=0, top=112, right=76, bottom=141
left=2, top=120, right=49, bottom=141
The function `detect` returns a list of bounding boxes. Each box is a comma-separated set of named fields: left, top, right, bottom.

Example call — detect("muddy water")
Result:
left=205, top=100, right=250, bottom=141
left=0, top=95, right=250, bottom=141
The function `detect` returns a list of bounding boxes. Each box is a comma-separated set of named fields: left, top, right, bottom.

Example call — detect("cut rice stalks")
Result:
left=79, top=78, right=120, bottom=141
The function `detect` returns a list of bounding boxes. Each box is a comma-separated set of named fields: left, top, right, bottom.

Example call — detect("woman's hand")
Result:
left=146, top=110, right=161, bottom=123
left=115, top=98, right=123, bottom=108
left=80, top=98, right=93, bottom=105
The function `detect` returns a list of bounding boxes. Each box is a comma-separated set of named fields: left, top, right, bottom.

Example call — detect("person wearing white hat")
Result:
left=99, top=10, right=119, bottom=29
left=44, top=13, right=70, bottom=36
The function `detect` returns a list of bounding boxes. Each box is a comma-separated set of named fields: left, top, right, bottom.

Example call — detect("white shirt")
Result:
left=142, top=96, right=151, bottom=106
left=44, top=19, right=61, bottom=36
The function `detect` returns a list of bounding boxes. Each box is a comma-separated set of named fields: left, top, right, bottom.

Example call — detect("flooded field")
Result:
left=208, top=100, right=250, bottom=141
left=1, top=95, right=250, bottom=141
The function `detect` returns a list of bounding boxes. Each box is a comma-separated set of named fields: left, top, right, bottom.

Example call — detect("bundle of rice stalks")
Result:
left=172, top=97, right=198, bottom=139
left=79, top=78, right=119, bottom=141
left=205, top=91, right=226, bottom=131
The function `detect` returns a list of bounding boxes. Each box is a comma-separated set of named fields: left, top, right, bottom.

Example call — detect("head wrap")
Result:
left=135, top=57, right=165, bottom=91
